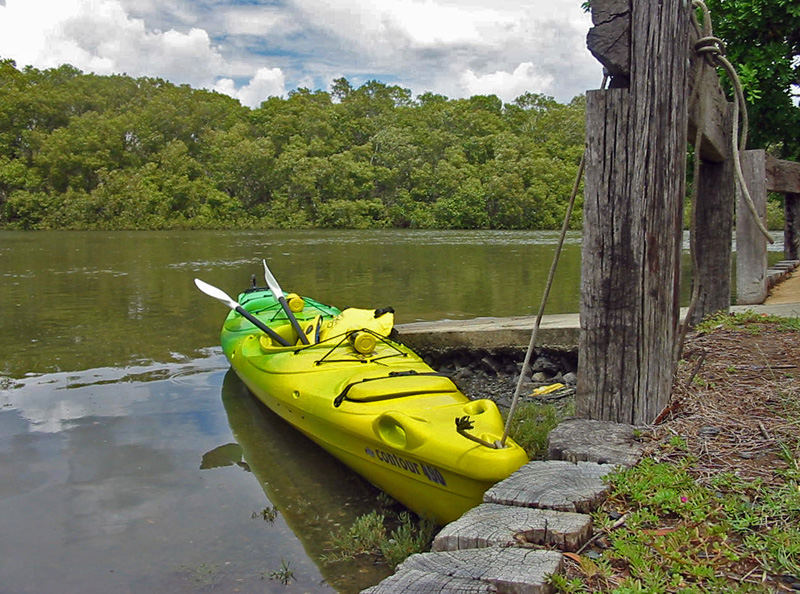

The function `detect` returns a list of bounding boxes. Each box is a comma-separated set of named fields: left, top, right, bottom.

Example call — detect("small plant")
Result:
left=379, top=512, right=438, bottom=568
left=251, top=505, right=279, bottom=522
left=666, top=434, right=688, bottom=451
left=267, top=559, right=295, bottom=585
left=321, top=509, right=435, bottom=567
left=321, top=510, right=387, bottom=563
left=507, top=401, right=573, bottom=459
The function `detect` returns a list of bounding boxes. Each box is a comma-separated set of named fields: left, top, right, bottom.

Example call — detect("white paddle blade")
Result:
left=194, top=278, right=237, bottom=309
left=262, top=259, right=284, bottom=298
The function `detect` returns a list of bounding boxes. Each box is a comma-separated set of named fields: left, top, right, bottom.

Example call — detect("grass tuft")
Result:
left=321, top=507, right=436, bottom=568
left=507, top=400, right=574, bottom=459
left=695, top=310, right=800, bottom=334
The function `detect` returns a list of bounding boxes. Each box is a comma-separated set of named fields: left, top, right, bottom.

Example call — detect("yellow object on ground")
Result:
left=532, top=383, right=566, bottom=396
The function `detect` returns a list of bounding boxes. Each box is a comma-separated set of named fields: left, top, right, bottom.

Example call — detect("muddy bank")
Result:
left=416, top=346, right=578, bottom=408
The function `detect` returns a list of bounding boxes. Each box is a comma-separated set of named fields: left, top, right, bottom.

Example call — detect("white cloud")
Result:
left=220, top=6, right=291, bottom=37
left=289, top=0, right=596, bottom=101
left=0, top=0, right=290, bottom=107
left=0, top=0, right=225, bottom=86
left=0, top=0, right=600, bottom=106
left=460, top=62, right=554, bottom=102
left=214, top=67, right=287, bottom=108
left=293, top=0, right=516, bottom=52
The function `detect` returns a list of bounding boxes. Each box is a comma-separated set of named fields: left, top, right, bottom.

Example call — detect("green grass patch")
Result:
left=552, top=451, right=800, bottom=592
left=695, top=310, right=800, bottom=334
left=507, top=400, right=574, bottom=459
left=321, top=509, right=437, bottom=568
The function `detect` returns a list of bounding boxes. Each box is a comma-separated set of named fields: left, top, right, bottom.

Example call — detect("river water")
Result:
left=0, top=229, right=783, bottom=592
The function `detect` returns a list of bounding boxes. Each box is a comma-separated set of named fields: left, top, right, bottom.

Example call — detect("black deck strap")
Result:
left=333, top=370, right=451, bottom=407
left=312, top=327, right=407, bottom=364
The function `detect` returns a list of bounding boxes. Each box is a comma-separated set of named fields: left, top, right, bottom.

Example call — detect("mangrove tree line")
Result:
left=0, top=60, right=586, bottom=230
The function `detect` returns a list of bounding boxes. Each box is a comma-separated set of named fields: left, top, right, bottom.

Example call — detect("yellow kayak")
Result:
left=215, top=284, right=529, bottom=525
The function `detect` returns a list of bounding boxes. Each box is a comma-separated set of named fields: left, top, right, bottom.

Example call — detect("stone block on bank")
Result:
left=484, top=460, right=614, bottom=514
left=362, top=548, right=563, bottom=594
left=547, top=418, right=644, bottom=467
left=432, top=502, right=592, bottom=552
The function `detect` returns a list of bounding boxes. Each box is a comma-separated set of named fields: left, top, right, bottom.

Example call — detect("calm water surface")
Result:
left=0, top=229, right=783, bottom=592
left=1, top=229, right=584, bottom=593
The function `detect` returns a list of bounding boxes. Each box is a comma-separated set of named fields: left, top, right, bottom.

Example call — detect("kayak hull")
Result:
left=220, top=288, right=528, bottom=524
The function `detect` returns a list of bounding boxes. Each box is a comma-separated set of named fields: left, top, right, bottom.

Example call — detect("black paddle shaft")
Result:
left=234, top=305, right=290, bottom=346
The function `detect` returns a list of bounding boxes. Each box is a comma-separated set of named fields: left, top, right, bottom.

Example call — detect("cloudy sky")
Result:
left=0, top=0, right=601, bottom=108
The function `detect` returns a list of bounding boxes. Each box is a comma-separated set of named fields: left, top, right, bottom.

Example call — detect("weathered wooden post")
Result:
left=736, top=150, right=769, bottom=304
left=736, top=152, right=800, bottom=303
left=687, top=51, right=735, bottom=323
left=577, top=0, right=690, bottom=424
left=691, top=126, right=734, bottom=323
left=766, top=155, right=800, bottom=260
left=786, top=193, right=800, bottom=261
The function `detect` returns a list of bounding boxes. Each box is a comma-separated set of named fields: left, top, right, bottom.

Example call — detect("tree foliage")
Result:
left=703, top=0, right=800, bottom=160
left=0, top=59, right=586, bottom=230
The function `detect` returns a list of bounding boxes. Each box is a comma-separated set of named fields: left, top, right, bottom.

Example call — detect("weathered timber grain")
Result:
left=361, top=569, right=496, bottom=593
left=578, top=89, right=637, bottom=424
left=578, top=0, right=689, bottom=425
left=363, top=548, right=562, bottom=594
left=786, top=194, right=800, bottom=261
left=586, top=0, right=630, bottom=86
left=691, top=102, right=734, bottom=324
left=736, top=150, right=769, bottom=305
left=765, top=154, right=800, bottom=194
left=687, top=44, right=732, bottom=163
left=483, top=460, right=614, bottom=513
left=432, top=503, right=592, bottom=553
left=588, top=0, right=731, bottom=162
left=547, top=419, right=644, bottom=467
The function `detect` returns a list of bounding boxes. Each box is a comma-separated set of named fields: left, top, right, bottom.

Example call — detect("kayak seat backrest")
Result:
left=319, top=307, right=394, bottom=342
left=334, top=372, right=457, bottom=407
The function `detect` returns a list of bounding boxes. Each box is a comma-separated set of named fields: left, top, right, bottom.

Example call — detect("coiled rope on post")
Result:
left=502, top=2, right=769, bottom=443
left=691, top=0, right=773, bottom=245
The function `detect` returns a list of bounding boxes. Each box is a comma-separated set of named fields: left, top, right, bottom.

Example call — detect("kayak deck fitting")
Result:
left=216, top=282, right=529, bottom=525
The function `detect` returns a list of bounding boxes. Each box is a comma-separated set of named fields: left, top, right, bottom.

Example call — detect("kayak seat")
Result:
left=334, top=371, right=457, bottom=407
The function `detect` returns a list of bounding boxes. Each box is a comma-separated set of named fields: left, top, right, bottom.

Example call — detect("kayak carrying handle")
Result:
left=333, top=370, right=453, bottom=407
left=455, top=416, right=503, bottom=449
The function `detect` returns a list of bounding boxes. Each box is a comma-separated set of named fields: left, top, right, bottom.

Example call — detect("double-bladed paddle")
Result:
left=194, top=278, right=291, bottom=347
left=262, top=259, right=310, bottom=345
